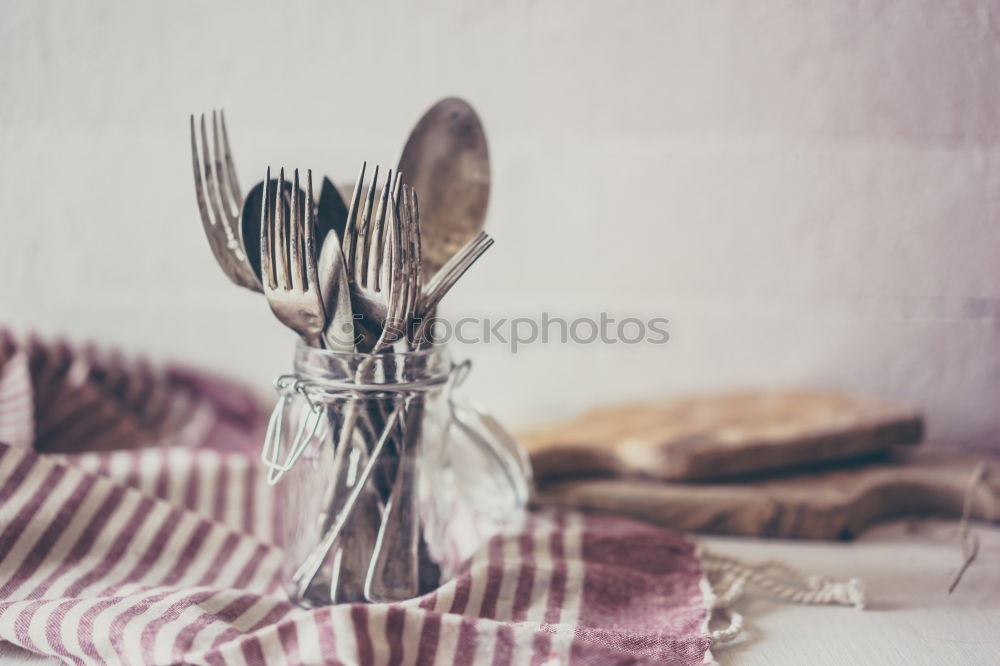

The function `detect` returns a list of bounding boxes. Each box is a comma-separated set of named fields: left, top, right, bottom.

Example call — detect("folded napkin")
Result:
left=0, top=334, right=714, bottom=665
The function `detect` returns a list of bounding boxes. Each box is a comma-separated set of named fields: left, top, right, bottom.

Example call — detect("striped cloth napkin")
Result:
left=0, top=336, right=714, bottom=665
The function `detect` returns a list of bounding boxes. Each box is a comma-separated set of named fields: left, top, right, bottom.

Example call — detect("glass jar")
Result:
left=263, top=342, right=531, bottom=608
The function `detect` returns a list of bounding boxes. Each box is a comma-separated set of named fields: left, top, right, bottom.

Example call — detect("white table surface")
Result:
left=703, top=519, right=1000, bottom=666
left=3, top=519, right=997, bottom=665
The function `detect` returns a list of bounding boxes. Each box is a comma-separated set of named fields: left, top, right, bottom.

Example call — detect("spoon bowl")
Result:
left=397, top=98, right=490, bottom=279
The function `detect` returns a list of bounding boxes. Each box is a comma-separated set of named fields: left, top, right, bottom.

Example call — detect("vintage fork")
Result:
left=333, top=184, right=426, bottom=603
left=365, top=218, right=494, bottom=601
left=364, top=187, right=428, bottom=602
left=258, top=168, right=331, bottom=485
left=375, top=229, right=496, bottom=601
left=342, top=164, right=408, bottom=350
left=189, top=111, right=261, bottom=292
left=260, top=168, right=327, bottom=347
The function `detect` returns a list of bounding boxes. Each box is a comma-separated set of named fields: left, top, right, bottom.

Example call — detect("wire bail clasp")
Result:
left=262, top=374, right=327, bottom=485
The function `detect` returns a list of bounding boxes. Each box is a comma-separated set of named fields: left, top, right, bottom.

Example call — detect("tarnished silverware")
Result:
left=315, top=174, right=367, bottom=603
left=399, top=187, right=424, bottom=342
left=190, top=102, right=507, bottom=606
left=413, top=231, right=494, bottom=346
left=190, top=111, right=261, bottom=291
left=397, top=98, right=490, bottom=279
left=260, top=168, right=326, bottom=347
left=282, top=183, right=496, bottom=603
left=292, top=402, right=404, bottom=599
left=367, top=218, right=494, bottom=602
left=317, top=219, right=354, bottom=352
left=342, top=165, right=411, bottom=351
left=365, top=395, right=421, bottom=602
left=364, top=190, right=425, bottom=602
left=292, top=165, right=411, bottom=599
left=243, top=178, right=342, bottom=288
left=190, top=111, right=347, bottom=289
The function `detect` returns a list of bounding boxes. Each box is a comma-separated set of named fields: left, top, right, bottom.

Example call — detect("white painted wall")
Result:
left=1, top=1, right=998, bottom=448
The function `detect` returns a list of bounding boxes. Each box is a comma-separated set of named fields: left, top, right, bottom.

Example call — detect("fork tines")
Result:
left=422, top=231, right=493, bottom=311
left=412, top=231, right=494, bottom=347
left=189, top=110, right=260, bottom=291
left=262, top=168, right=305, bottom=290
left=260, top=167, right=327, bottom=347
left=342, top=165, right=411, bottom=351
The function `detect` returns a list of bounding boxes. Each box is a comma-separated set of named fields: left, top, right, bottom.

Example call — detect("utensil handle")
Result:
left=292, top=401, right=401, bottom=597
left=364, top=397, right=423, bottom=602
left=312, top=403, right=381, bottom=603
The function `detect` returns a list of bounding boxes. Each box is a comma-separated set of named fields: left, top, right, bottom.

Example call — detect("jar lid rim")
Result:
left=292, top=339, right=448, bottom=362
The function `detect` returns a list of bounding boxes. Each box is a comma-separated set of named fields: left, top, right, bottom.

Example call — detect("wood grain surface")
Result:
left=521, top=389, right=923, bottom=481
left=535, top=451, right=998, bottom=539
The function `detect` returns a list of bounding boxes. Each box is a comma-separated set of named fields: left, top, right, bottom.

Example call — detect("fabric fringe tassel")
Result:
left=701, top=459, right=988, bottom=647
left=701, top=551, right=866, bottom=644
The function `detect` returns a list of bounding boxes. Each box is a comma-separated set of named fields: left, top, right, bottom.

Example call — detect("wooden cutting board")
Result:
left=534, top=451, right=999, bottom=539
left=521, top=389, right=923, bottom=481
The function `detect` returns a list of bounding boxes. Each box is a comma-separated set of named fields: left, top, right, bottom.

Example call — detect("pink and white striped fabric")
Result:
left=0, top=335, right=713, bottom=665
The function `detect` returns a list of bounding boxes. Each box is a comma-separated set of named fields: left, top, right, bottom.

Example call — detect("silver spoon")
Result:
left=397, top=97, right=490, bottom=280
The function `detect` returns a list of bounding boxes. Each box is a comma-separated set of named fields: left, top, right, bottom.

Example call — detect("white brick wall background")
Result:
left=1, top=1, right=998, bottom=448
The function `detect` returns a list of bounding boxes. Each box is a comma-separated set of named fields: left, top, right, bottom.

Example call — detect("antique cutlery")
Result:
left=190, top=111, right=348, bottom=289
left=397, top=98, right=490, bottom=279
left=189, top=101, right=504, bottom=606
left=190, top=112, right=261, bottom=291
left=260, top=168, right=327, bottom=348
